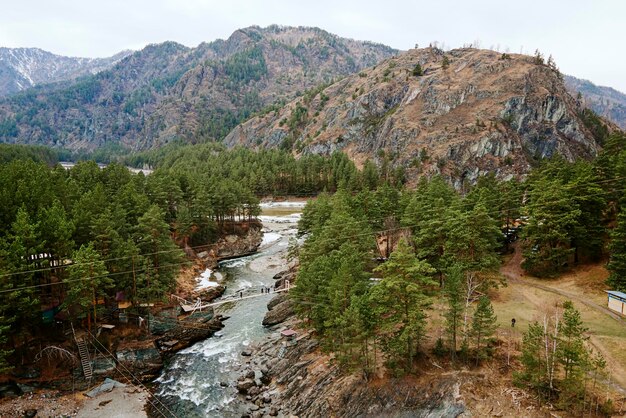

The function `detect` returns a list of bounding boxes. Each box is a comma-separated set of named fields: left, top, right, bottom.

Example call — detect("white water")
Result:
left=259, top=201, right=307, bottom=209
left=154, top=203, right=302, bottom=417
left=195, top=269, right=220, bottom=290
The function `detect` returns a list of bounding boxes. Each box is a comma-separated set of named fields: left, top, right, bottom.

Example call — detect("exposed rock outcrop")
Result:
left=262, top=295, right=294, bottom=327
left=234, top=318, right=469, bottom=418
left=154, top=310, right=225, bottom=354
left=225, top=47, right=611, bottom=184
left=215, top=225, right=263, bottom=259
left=262, top=269, right=297, bottom=326
left=0, top=26, right=397, bottom=150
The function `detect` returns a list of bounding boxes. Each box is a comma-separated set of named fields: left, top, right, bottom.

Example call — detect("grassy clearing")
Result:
left=493, top=263, right=626, bottom=389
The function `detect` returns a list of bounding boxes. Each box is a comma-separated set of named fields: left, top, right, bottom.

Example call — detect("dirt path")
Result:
left=501, top=243, right=626, bottom=325
left=500, top=243, right=626, bottom=393
left=76, top=386, right=148, bottom=418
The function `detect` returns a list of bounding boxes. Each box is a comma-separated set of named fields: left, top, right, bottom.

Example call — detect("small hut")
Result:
left=280, top=329, right=297, bottom=342
left=606, top=291, right=626, bottom=315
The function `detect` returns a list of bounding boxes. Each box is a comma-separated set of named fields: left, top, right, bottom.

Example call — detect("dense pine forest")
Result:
left=0, top=143, right=393, bottom=372
left=290, top=129, right=626, bottom=412
left=1, top=126, right=626, bottom=412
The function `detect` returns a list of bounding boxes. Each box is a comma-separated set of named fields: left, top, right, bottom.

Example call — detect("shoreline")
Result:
left=0, top=204, right=305, bottom=417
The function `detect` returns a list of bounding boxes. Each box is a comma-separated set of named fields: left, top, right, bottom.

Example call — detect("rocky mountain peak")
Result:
left=0, top=47, right=133, bottom=97
left=0, top=26, right=398, bottom=151
left=225, top=47, right=612, bottom=185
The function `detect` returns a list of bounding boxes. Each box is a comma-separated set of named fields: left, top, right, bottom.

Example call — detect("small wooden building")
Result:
left=280, top=329, right=297, bottom=341
left=606, top=291, right=626, bottom=315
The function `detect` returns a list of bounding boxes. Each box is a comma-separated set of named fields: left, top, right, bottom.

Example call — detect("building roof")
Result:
left=606, top=290, right=626, bottom=300
left=281, top=329, right=297, bottom=337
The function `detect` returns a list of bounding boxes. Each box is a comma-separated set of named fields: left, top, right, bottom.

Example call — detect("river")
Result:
left=152, top=202, right=304, bottom=417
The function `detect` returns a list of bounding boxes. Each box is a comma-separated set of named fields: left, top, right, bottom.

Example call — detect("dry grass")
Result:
left=494, top=262, right=626, bottom=390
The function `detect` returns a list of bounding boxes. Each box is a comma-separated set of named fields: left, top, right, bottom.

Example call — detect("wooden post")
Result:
left=132, top=255, right=137, bottom=301
left=92, top=287, right=97, bottom=328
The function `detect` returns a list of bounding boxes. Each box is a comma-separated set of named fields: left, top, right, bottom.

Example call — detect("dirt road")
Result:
left=500, top=243, right=626, bottom=393
left=501, top=243, right=626, bottom=325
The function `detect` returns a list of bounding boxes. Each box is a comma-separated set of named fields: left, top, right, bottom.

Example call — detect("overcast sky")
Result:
left=1, top=0, right=624, bottom=92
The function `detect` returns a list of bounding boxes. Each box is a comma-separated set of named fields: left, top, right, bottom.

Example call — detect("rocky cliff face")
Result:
left=565, top=75, right=626, bottom=129
left=234, top=316, right=470, bottom=418
left=0, top=47, right=132, bottom=97
left=0, top=26, right=397, bottom=151
left=225, top=48, right=604, bottom=184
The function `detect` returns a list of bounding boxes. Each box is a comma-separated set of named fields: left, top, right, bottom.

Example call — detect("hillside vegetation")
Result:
left=226, top=47, right=620, bottom=184
left=0, top=26, right=397, bottom=152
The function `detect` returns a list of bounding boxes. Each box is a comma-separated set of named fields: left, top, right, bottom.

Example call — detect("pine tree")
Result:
left=608, top=203, right=626, bottom=291
left=515, top=321, right=549, bottom=398
left=292, top=201, right=373, bottom=333
left=404, top=177, right=458, bottom=285
left=334, top=295, right=376, bottom=376
left=370, top=238, right=436, bottom=374
left=64, top=243, right=112, bottom=330
left=0, top=250, right=15, bottom=372
left=557, top=301, right=590, bottom=409
left=515, top=301, right=595, bottom=408
left=38, top=200, right=74, bottom=262
left=444, top=202, right=501, bottom=281
left=523, top=178, right=581, bottom=277
left=134, top=205, right=183, bottom=302
left=4, top=207, right=42, bottom=325
left=444, top=266, right=464, bottom=359
left=471, top=295, right=498, bottom=364
left=568, top=163, right=605, bottom=262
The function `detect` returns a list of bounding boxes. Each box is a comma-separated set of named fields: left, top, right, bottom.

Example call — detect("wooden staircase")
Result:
left=76, top=338, right=93, bottom=380
left=71, top=324, right=93, bottom=381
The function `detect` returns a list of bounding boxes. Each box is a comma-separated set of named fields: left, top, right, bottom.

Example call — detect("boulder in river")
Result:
left=237, top=379, right=256, bottom=394
left=272, top=269, right=296, bottom=290
left=155, top=312, right=224, bottom=354
left=262, top=298, right=294, bottom=326
left=266, top=294, right=288, bottom=311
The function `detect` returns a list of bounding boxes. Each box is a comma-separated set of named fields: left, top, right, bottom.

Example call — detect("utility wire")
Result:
left=1, top=179, right=624, bottom=295
left=3, top=171, right=624, bottom=279
left=86, top=329, right=179, bottom=418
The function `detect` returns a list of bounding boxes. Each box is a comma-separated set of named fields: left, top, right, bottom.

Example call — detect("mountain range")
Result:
left=0, top=47, right=132, bottom=97
left=564, top=75, right=626, bottom=129
left=0, top=25, right=622, bottom=182
left=0, top=26, right=397, bottom=150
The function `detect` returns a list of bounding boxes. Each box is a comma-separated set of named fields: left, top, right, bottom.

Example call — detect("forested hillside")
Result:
left=0, top=26, right=397, bottom=152
left=0, top=143, right=392, bottom=371
left=288, top=129, right=626, bottom=412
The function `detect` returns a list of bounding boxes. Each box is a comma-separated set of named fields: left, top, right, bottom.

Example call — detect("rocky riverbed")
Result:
left=0, top=222, right=266, bottom=417
left=148, top=202, right=303, bottom=417
left=233, top=308, right=468, bottom=418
